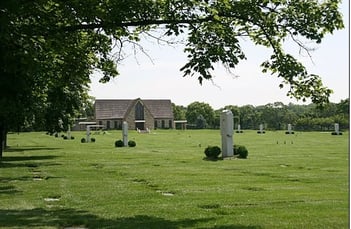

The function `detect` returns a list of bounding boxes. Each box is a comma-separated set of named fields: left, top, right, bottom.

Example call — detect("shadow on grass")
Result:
left=5, top=146, right=62, bottom=152
left=0, top=208, right=262, bottom=229
left=0, top=185, right=22, bottom=195
left=0, top=161, right=62, bottom=169
left=2, top=155, right=60, bottom=162
left=202, top=157, right=223, bottom=162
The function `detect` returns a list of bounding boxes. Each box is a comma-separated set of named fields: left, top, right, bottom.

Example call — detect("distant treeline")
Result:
left=172, top=99, right=349, bottom=131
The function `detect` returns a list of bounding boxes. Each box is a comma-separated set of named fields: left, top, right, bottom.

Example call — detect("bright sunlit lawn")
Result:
left=0, top=129, right=349, bottom=228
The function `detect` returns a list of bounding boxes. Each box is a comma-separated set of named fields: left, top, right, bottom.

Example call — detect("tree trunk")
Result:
left=0, top=123, right=3, bottom=161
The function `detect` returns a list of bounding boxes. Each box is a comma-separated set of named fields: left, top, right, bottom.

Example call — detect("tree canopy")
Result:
left=178, top=99, right=349, bottom=131
left=0, top=0, right=344, bottom=156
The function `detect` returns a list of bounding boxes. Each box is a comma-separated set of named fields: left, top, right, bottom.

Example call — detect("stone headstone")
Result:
left=122, top=121, right=128, bottom=146
left=334, top=123, right=339, bottom=134
left=67, top=125, right=71, bottom=139
left=257, top=124, right=265, bottom=134
left=287, top=124, right=292, bottom=133
left=220, top=110, right=234, bottom=158
left=259, top=124, right=263, bottom=132
left=238, top=124, right=241, bottom=132
left=86, top=126, right=91, bottom=142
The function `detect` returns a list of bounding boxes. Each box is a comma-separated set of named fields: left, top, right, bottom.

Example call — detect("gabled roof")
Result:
left=95, top=99, right=133, bottom=120
left=95, top=99, right=173, bottom=120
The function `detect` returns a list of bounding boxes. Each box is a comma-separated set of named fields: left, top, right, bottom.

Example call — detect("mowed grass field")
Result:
left=0, top=130, right=349, bottom=229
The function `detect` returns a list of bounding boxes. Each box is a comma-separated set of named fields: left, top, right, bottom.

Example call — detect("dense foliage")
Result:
left=176, top=99, right=349, bottom=131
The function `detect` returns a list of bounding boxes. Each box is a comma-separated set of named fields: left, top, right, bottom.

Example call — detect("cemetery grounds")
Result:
left=0, top=130, right=349, bottom=228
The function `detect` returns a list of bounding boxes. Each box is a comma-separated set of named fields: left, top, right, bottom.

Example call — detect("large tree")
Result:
left=186, top=102, right=215, bottom=128
left=0, top=0, right=344, bottom=158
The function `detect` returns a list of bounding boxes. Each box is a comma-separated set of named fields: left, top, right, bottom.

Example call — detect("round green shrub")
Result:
left=204, top=146, right=221, bottom=158
left=233, top=145, right=249, bottom=159
left=81, top=138, right=86, bottom=143
left=115, top=140, right=124, bottom=147
left=91, top=138, right=96, bottom=143
left=63, top=136, right=68, bottom=140
left=128, top=140, right=136, bottom=147
left=233, top=145, right=240, bottom=155
left=71, top=136, right=75, bottom=140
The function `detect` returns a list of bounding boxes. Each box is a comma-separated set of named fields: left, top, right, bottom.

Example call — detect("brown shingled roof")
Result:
left=94, top=99, right=173, bottom=120
left=94, top=99, right=133, bottom=120
left=143, top=99, right=173, bottom=118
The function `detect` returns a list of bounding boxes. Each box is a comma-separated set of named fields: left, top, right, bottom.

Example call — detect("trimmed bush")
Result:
left=91, top=138, right=96, bottom=143
left=81, top=138, right=86, bottom=143
left=233, top=145, right=240, bottom=155
left=115, top=140, right=124, bottom=147
left=128, top=140, right=136, bottom=147
left=233, top=145, right=249, bottom=159
left=71, top=136, right=75, bottom=140
left=63, top=136, right=68, bottom=140
left=204, top=146, right=221, bottom=159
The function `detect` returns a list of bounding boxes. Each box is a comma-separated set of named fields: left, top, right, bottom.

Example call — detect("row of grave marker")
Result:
left=237, top=123, right=341, bottom=135
left=66, top=116, right=342, bottom=148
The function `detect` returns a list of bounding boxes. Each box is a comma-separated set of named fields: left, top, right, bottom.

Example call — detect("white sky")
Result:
left=89, top=1, right=349, bottom=109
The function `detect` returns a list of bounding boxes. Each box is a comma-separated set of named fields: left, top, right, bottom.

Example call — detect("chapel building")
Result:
left=94, top=98, right=174, bottom=130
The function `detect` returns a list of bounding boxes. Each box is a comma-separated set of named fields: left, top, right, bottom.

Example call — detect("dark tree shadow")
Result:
left=0, top=208, right=262, bottom=229
left=0, top=185, right=22, bottom=195
left=2, top=155, right=60, bottom=162
left=0, top=161, right=62, bottom=168
left=5, top=146, right=62, bottom=152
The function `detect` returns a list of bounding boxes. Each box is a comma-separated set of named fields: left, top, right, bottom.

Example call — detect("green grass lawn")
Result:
left=0, top=130, right=349, bottom=228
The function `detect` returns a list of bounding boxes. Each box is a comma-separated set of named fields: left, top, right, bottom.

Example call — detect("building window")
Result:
left=169, top=120, right=173, bottom=128
left=114, top=121, right=118, bottom=129
left=162, top=120, right=165, bottom=128
left=107, top=121, right=110, bottom=129
left=135, top=102, right=144, bottom=120
left=154, top=120, right=158, bottom=129
left=99, top=121, right=103, bottom=126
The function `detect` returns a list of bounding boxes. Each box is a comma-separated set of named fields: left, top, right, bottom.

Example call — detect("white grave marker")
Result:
left=334, top=123, right=339, bottom=134
left=285, top=123, right=294, bottom=134
left=220, top=110, right=234, bottom=158
left=122, top=121, right=128, bottom=146
left=67, top=124, right=71, bottom=139
left=86, top=125, right=104, bottom=142
left=257, top=124, right=265, bottom=134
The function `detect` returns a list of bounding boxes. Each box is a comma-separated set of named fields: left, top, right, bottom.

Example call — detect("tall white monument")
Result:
left=257, top=124, right=265, bottom=134
left=86, top=125, right=91, bottom=143
left=122, top=121, right=128, bottom=147
left=220, top=110, right=234, bottom=158
left=335, top=123, right=339, bottom=134
left=286, top=123, right=294, bottom=134
left=67, top=124, right=71, bottom=139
